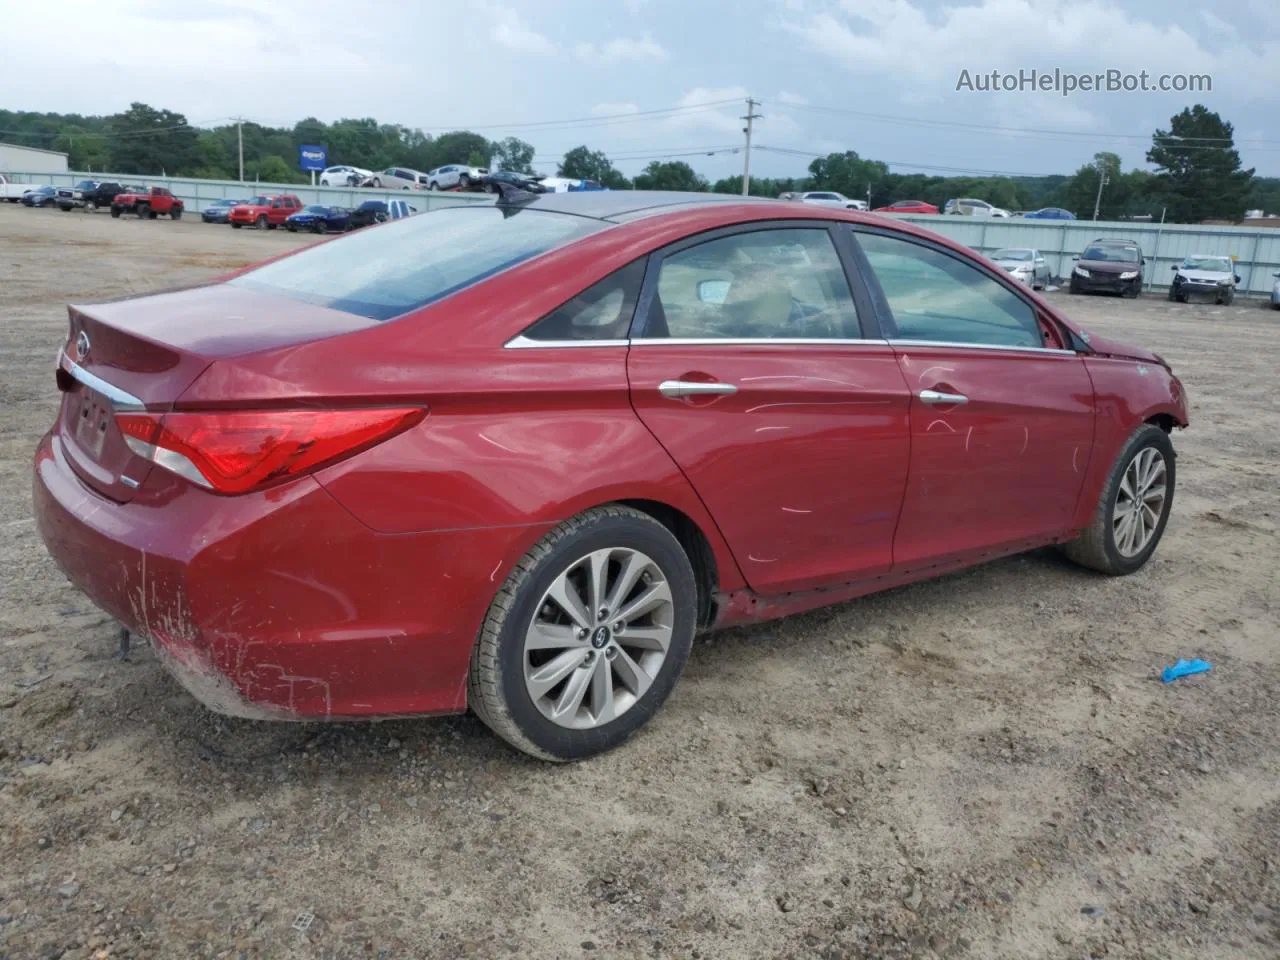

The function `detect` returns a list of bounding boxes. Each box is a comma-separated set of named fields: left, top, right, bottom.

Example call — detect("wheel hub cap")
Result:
left=1113, top=446, right=1168, bottom=558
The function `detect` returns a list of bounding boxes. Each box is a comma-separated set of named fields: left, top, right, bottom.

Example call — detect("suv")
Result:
left=228, top=194, right=303, bottom=229
left=110, top=186, right=184, bottom=219
left=1070, top=238, right=1146, bottom=297
left=793, top=191, right=868, bottom=211
left=424, top=164, right=487, bottom=191
left=57, top=179, right=129, bottom=211
left=944, top=197, right=1011, bottom=217
left=371, top=167, right=426, bottom=190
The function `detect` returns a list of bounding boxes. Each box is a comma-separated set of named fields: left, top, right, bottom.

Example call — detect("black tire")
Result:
left=1121, top=283, right=1140, bottom=299
left=1062, top=424, right=1176, bottom=576
left=256, top=215, right=268, bottom=230
left=231, top=222, right=242, bottom=229
left=171, top=206, right=182, bottom=220
left=1221, top=287, right=1234, bottom=306
left=135, top=204, right=150, bottom=219
left=428, top=181, right=438, bottom=191
left=110, top=207, right=121, bottom=218
left=468, top=505, right=698, bottom=761
left=459, top=174, right=471, bottom=189
left=1069, top=280, right=1081, bottom=295
left=371, top=177, right=382, bottom=188
left=286, top=224, right=296, bottom=232
left=312, top=220, right=326, bottom=234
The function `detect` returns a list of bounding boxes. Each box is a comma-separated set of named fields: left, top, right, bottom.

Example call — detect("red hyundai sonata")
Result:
left=34, top=191, right=1188, bottom=760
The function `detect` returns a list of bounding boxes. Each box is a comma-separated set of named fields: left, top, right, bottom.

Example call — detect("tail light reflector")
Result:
left=115, top=407, right=425, bottom=495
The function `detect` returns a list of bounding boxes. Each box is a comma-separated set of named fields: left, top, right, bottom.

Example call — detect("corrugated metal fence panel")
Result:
left=886, top=214, right=1280, bottom=295
left=3, top=170, right=493, bottom=215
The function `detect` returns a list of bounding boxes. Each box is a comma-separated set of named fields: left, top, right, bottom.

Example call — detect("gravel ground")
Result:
left=1, top=203, right=1278, bottom=960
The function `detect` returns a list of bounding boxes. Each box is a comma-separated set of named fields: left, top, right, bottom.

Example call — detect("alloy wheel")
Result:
left=1113, top=447, right=1168, bottom=557
left=523, top=547, right=674, bottom=730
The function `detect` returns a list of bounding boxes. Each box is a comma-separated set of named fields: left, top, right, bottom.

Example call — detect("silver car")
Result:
left=989, top=247, right=1050, bottom=290
left=1169, top=255, right=1239, bottom=305
left=371, top=166, right=426, bottom=190
left=793, top=191, right=868, bottom=211
left=424, top=164, right=488, bottom=190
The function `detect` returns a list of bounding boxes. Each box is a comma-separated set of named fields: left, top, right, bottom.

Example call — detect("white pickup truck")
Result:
left=0, top=173, right=38, bottom=201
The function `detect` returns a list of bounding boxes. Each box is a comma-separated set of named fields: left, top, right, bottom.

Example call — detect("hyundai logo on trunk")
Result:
left=75, top=331, right=90, bottom=362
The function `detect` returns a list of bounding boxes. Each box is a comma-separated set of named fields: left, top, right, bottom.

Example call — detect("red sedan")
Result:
left=873, top=200, right=940, bottom=214
left=34, top=191, right=1188, bottom=760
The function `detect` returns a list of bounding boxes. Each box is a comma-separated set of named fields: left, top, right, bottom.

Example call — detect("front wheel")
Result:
left=171, top=207, right=182, bottom=220
left=1062, top=424, right=1175, bottom=575
left=110, top=207, right=121, bottom=218
left=256, top=215, right=268, bottom=230
left=1220, top=287, right=1234, bottom=306
left=468, top=506, right=698, bottom=761
left=135, top=204, right=150, bottom=219
left=428, top=181, right=438, bottom=191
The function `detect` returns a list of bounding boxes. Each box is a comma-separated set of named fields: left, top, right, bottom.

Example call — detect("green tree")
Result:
left=490, top=136, right=536, bottom=173
left=1147, top=105, right=1254, bottom=222
left=633, top=160, right=707, bottom=192
left=106, top=102, right=198, bottom=175
left=429, top=131, right=493, bottom=170
left=711, top=175, right=802, bottom=197
left=255, top=155, right=296, bottom=183
left=52, top=125, right=110, bottom=171
left=559, top=146, right=630, bottom=188
left=807, top=151, right=888, bottom=202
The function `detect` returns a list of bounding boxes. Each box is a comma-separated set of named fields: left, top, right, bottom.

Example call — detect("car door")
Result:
left=849, top=227, right=1095, bottom=571
left=626, top=223, right=913, bottom=594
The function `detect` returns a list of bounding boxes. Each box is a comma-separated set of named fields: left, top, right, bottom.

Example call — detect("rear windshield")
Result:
left=230, top=206, right=605, bottom=321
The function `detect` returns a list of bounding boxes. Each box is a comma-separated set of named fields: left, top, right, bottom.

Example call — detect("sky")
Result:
left=2, top=0, right=1279, bottom=180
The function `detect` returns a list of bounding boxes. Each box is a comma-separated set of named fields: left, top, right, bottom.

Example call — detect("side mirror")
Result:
left=1235, top=275, right=1242, bottom=284
left=1170, top=264, right=1178, bottom=271
left=697, top=279, right=731, bottom=305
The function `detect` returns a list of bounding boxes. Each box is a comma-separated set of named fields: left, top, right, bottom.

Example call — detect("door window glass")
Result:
left=856, top=232, right=1040, bottom=347
left=642, top=229, right=859, bottom=340
left=523, top=260, right=646, bottom=341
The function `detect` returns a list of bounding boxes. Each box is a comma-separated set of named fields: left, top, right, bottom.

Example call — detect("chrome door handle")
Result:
left=658, top=380, right=738, bottom=399
left=918, top=388, right=968, bottom=406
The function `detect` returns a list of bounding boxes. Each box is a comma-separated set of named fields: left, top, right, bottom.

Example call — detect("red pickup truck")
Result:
left=111, top=186, right=184, bottom=220
left=228, top=194, right=303, bottom=229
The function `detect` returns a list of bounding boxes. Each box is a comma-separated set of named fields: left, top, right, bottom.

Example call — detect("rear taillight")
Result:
left=115, top=408, right=425, bottom=495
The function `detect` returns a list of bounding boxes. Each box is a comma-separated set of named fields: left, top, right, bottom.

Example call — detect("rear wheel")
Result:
left=468, top=506, right=697, bottom=761
left=171, top=206, right=182, bottom=220
left=1062, top=424, right=1175, bottom=576
left=370, top=177, right=382, bottom=188
left=459, top=174, right=471, bottom=189
left=428, top=181, right=438, bottom=191
left=110, top=207, right=121, bottom=218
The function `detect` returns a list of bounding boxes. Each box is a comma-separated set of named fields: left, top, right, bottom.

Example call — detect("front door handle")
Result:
left=658, top=380, right=738, bottom=399
left=918, top=388, right=968, bottom=406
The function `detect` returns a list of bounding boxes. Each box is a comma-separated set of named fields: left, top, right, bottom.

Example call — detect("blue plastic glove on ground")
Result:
left=1161, top=658, right=1212, bottom=683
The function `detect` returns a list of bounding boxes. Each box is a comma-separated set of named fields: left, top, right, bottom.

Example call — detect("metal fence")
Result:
left=3, top=170, right=493, bottom=215
left=888, top=213, right=1280, bottom=297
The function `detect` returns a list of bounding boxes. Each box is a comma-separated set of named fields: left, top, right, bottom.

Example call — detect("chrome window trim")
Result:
left=58, top=352, right=145, bottom=408
left=504, top=335, right=631, bottom=349
left=887, top=339, right=1077, bottom=356
left=630, top=337, right=888, bottom=347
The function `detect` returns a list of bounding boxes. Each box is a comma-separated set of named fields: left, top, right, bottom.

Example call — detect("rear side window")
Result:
left=855, top=232, right=1040, bottom=347
left=231, top=206, right=605, bottom=321
left=522, top=260, right=646, bottom=341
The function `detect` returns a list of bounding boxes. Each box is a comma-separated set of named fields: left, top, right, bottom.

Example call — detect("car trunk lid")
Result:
left=56, top=284, right=378, bottom=502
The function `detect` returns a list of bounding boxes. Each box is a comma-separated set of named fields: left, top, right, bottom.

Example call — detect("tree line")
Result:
left=1, top=102, right=1272, bottom=222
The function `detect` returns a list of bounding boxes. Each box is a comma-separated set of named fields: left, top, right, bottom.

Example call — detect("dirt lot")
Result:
left=1, top=202, right=1278, bottom=960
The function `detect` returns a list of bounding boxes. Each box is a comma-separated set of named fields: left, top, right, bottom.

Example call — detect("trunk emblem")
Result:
left=75, top=331, right=91, bottom=361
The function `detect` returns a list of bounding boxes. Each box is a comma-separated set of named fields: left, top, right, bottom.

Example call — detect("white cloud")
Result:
left=592, top=102, right=640, bottom=115
left=776, top=90, right=809, bottom=105
left=490, top=7, right=556, bottom=55
left=574, top=34, right=668, bottom=66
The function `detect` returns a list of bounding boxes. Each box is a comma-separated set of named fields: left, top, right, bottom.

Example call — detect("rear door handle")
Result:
left=658, top=380, right=738, bottom=399
left=918, top=388, right=968, bottom=406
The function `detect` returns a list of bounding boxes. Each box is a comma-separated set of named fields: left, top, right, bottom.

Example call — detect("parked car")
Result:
left=793, top=191, right=868, bottom=211
left=424, top=164, right=488, bottom=190
left=1070, top=239, right=1146, bottom=297
left=0, top=173, right=37, bottom=201
left=988, top=247, right=1050, bottom=290
left=319, top=165, right=374, bottom=187
left=286, top=204, right=351, bottom=233
left=1168, top=255, right=1240, bottom=305
left=33, top=191, right=1189, bottom=761
left=944, top=198, right=1011, bottom=217
left=201, top=198, right=245, bottom=224
left=58, top=181, right=131, bottom=212
left=370, top=167, right=427, bottom=190
left=478, top=171, right=547, bottom=194
left=110, top=186, right=184, bottom=220
left=347, top=198, right=419, bottom=228
left=536, top=177, right=608, bottom=193
left=228, top=194, right=303, bottom=229
left=872, top=200, right=939, bottom=214
left=21, top=185, right=57, bottom=207
left=1023, top=207, right=1077, bottom=220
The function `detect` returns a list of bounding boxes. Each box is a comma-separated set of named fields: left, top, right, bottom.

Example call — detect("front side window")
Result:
left=522, top=260, right=646, bottom=341
left=856, top=232, right=1040, bottom=348
left=642, top=228, right=859, bottom=340
left=231, top=206, right=604, bottom=321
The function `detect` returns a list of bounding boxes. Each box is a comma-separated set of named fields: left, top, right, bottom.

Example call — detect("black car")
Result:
left=57, top=180, right=129, bottom=211
left=22, top=185, right=57, bottom=207
left=477, top=171, right=546, bottom=194
left=1069, top=239, right=1146, bottom=297
left=348, top=199, right=389, bottom=229
left=285, top=204, right=352, bottom=233
left=201, top=198, right=245, bottom=224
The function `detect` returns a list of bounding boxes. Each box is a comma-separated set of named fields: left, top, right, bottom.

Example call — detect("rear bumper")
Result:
left=33, top=430, right=523, bottom=720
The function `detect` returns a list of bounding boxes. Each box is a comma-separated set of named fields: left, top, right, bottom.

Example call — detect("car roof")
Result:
left=509, top=190, right=776, bottom=223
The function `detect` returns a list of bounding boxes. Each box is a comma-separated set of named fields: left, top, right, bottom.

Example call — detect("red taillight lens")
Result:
left=116, top=408, right=424, bottom=495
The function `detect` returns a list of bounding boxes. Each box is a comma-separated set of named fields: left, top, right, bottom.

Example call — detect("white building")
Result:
left=0, top=141, right=70, bottom=175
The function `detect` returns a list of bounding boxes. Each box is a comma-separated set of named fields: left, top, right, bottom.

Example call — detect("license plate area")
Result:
left=72, top=387, right=111, bottom=460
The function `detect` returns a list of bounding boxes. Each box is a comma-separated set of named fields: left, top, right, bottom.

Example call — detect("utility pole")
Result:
left=235, top=118, right=245, bottom=183
left=740, top=97, right=762, bottom=196
left=1092, top=170, right=1109, bottom=221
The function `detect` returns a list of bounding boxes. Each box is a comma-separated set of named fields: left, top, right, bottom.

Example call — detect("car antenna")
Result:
left=493, top=181, right=540, bottom=214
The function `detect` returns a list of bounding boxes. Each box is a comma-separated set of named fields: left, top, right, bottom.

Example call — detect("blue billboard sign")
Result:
left=299, top=144, right=327, bottom=172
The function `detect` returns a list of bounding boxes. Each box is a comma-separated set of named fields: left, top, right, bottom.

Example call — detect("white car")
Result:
left=1169, top=255, right=1240, bottom=305
left=0, top=173, right=37, bottom=202
left=945, top=197, right=1011, bottom=218
left=318, top=165, right=374, bottom=187
left=793, top=191, right=868, bottom=211
left=424, top=164, right=488, bottom=190
left=371, top=167, right=428, bottom=190
left=988, top=247, right=1050, bottom=290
